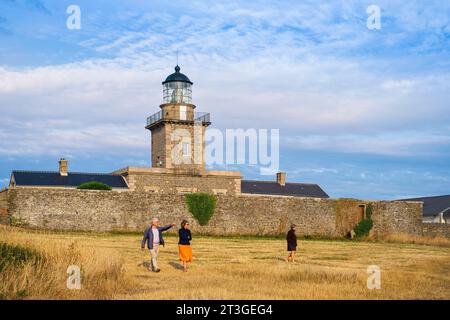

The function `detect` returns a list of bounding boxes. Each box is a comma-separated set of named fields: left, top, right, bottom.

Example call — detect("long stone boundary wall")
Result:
left=0, top=188, right=8, bottom=225
left=422, top=223, right=450, bottom=238
left=6, top=188, right=422, bottom=237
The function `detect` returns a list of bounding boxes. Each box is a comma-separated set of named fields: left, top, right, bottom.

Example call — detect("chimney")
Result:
left=59, top=158, right=68, bottom=176
left=276, top=172, right=286, bottom=186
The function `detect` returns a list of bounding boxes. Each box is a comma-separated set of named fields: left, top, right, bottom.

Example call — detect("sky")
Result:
left=0, top=0, right=449, bottom=199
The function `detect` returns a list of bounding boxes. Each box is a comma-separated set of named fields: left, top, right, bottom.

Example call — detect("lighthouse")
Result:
left=145, top=65, right=211, bottom=173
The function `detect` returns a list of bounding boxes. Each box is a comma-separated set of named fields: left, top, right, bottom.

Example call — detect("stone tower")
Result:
left=145, top=65, right=211, bottom=172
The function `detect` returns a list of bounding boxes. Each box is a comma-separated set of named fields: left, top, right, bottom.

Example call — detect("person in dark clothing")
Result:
left=286, top=224, right=298, bottom=263
left=178, top=220, right=193, bottom=272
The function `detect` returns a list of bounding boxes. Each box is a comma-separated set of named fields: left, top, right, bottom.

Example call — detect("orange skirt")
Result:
left=178, top=245, right=192, bottom=262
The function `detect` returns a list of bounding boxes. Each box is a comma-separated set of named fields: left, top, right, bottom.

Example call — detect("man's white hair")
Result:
left=152, top=217, right=159, bottom=224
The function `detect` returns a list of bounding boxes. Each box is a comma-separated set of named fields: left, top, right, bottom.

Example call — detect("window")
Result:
left=182, top=142, right=190, bottom=157
left=163, top=82, right=192, bottom=104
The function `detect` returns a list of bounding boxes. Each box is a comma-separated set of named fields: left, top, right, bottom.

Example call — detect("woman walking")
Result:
left=178, top=220, right=193, bottom=272
left=286, top=224, right=297, bottom=263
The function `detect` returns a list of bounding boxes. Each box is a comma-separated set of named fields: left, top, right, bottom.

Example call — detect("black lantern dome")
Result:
left=162, top=65, right=193, bottom=85
left=162, top=65, right=193, bottom=104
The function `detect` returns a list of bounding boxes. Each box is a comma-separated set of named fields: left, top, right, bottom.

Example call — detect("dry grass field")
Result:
left=1, top=225, right=450, bottom=300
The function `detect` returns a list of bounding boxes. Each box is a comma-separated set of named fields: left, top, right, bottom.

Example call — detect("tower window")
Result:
left=182, top=142, right=190, bottom=157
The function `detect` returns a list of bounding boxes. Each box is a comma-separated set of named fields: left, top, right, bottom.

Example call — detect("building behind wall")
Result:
left=1, top=65, right=427, bottom=237
left=399, top=195, right=450, bottom=224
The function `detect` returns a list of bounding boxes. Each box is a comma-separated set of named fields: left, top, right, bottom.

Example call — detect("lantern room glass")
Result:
left=163, top=81, right=192, bottom=104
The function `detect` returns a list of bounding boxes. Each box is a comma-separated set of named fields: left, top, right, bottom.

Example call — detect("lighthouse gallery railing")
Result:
left=146, top=111, right=210, bottom=127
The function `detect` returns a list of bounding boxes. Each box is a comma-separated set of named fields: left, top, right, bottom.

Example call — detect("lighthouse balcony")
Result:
left=146, top=110, right=211, bottom=128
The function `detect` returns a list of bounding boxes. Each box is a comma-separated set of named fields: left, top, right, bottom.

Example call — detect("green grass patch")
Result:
left=0, top=242, right=43, bottom=273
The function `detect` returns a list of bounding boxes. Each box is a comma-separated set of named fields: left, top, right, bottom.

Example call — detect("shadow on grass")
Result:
left=138, top=261, right=152, bottom=269
left=169, top=261, right=184, bottom=271
left=311, top=255, right=350, bottom=261
left=253, top=256, right=286, bottom=262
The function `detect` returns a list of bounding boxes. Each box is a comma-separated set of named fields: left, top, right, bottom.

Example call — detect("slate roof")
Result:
left=398, top=195, right=450, bottom=217
left=11, top=171, right=128, bottom=189
left=241, top=180, right=329, bottom=198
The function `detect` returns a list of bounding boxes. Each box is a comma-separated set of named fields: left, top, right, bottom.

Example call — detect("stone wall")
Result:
left=422, top=223, right=450, bottom=238
left=371, top=200, right=423, bottom=237
left=114, top=167, right=241, bottom=195
left=0, top=188, right=9, bottom=225
left=6, top=187, right=422, bottom=237
left=215, top=194, right=338, bottom=236
left=335, top=198, right=367, bottom=236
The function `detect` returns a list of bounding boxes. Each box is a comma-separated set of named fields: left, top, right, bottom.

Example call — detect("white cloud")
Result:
left=284, top=131, right=450, bottom=156
left=1, top=52, right=449, bottom=158
left=291, top=167, right=339, bottom=174
left=0, top=0, right=449, bottom=160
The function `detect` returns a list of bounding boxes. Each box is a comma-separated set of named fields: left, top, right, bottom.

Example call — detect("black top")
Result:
left=162, top=65, right=193, bottom=85
left=178, top=228, right=192, bottom=245
left=11, top=171, right=128, bottom=189
left=286, top=230, right=297, bottom=247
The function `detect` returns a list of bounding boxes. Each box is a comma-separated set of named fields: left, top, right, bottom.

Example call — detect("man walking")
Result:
left=141, top=218, right=175, bottom=272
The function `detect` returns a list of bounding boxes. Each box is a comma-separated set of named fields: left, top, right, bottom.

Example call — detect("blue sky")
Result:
left=0, top=0, right=449, bottom=199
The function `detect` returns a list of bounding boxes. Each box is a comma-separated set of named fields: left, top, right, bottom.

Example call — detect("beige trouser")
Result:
left=150, top=243, right=160, bottom=270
